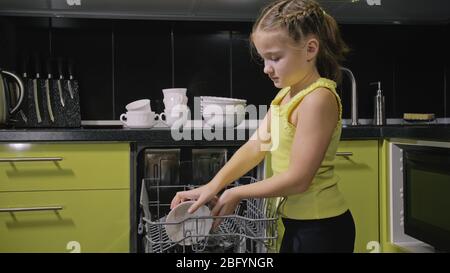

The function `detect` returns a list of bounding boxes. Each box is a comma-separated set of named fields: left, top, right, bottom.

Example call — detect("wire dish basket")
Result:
left=138, top=176, right=278, bottom=253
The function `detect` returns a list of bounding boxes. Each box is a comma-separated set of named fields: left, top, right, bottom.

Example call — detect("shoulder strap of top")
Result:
left=286, top=78, right=342, bottom=122
left=271, top=87, right=291, bottom=106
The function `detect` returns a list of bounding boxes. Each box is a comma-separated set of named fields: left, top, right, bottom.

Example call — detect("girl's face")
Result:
left=252, top=29, right=316, bottom=89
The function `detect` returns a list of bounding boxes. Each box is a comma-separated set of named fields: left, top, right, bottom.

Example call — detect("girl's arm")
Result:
left=171, top=108, right=272, bottom=212
left=212, top=88, right=339, bottom=216
left=208, top=108, right=272, bottom=191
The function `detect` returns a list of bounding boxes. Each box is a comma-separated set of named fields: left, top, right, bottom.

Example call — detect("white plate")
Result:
left=164, top=201, right=213, bottom=246
left=200, top=96, right=247, bottom=104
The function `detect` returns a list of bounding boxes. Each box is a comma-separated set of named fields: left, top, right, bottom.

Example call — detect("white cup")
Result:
left=160, top=105, right=190, bottom=127
left=126, top=99, right=151, bottom=112
left=162, top=88, right=187, bottom=97
left=163, top=88, right=188, bottom=106
left=163, top=94, right=185, bottom=109
left=120, top=111, right=160, bottom=128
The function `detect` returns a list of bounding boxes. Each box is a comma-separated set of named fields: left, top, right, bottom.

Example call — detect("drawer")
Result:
left=0, top=143, right=130, bottom=192
left=0, top=189, right=130, bottom=253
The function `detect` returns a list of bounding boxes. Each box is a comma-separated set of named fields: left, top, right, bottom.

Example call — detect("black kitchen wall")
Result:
left=0, top=16, right=449, bottom=120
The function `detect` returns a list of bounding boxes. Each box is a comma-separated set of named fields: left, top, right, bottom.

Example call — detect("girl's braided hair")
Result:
left=252, top=0, right=349, bottom=84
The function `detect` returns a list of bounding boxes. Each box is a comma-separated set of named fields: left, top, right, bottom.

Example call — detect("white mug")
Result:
left=120, top=111, right=160, bottom=128
left=125, top=99, right=151, bottom=112
left=160, top=105, right=190, bottom=127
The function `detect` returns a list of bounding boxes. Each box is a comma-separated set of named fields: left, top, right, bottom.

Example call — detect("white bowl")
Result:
left=125, top=99, right=151, bottom=112
left=201, top=103, right=245, bottom=115
left=164, top=201, right=213, bottom=246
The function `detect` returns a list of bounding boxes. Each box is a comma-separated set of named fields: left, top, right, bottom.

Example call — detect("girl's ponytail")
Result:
left=317, top=12, right=349, bottom=84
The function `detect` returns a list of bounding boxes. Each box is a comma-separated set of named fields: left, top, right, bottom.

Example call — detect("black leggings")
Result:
left=280, top=210, right=356, bottom=253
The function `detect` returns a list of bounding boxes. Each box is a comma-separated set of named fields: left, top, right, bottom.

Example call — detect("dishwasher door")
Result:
left=192, top=148, right=227, bottom=186
left=144, top=149, right=180, bottom=220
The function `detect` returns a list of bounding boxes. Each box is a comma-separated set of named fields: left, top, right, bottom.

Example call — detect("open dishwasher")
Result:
left=137, top=148, right=278, bottom=253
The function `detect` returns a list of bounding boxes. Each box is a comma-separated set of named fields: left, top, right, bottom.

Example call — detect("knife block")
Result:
left=12, top=78, right=81, bottom=128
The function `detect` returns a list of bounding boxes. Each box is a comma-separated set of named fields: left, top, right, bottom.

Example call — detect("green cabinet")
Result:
left=0, top=143, right=130, bottom=253
left=0, top=190, right=129, bottom=253
left=335, top=140, right=380, bottom=253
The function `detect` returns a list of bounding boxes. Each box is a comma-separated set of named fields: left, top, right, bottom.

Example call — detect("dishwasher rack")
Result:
left=138, top=176, right=278, bottom=253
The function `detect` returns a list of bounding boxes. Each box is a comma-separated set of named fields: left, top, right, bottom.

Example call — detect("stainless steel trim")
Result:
left=341, top=67, right=358, bottom=126
left=336, top=152, right=353, bottom=157
left=0, top=206, right=63, bottom=213
left=0, top=157, right=63, bottom=162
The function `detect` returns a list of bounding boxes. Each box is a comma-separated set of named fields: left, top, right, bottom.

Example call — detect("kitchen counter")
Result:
left=1, top=124, right=450, bottom=144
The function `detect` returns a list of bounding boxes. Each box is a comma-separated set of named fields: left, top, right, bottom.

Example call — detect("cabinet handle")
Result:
left=336, top=152, right=353, bottom=157
left=0, top=206, right=63, bottom=213
left=0, top=157, right=63, bottom=163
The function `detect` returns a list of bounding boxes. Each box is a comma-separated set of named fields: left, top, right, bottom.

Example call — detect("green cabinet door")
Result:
left=0, top=189, right=130, bottom=253
left=0, top=143, right=130, bottom=192
left=335, top=140, right=379, bottom=253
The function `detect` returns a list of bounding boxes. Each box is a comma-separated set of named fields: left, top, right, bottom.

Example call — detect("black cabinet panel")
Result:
left=0, top=17, right=50, bottom=72
left=392, top=25, right=446, bottom=118
left=173, top=21, right=231, bottom=119
left=51, top=18, right=113, bottom=120
left=340, top=24, right=395, bottom=119
left=114, top=20, right=172, bottom=117
left=446, top=24, right=450, bottom=118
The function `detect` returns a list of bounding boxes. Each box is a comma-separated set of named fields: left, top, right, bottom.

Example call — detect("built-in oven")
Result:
left=389, top=140, right=450, bottom=252
left=131, top=144, right=275, bottom=253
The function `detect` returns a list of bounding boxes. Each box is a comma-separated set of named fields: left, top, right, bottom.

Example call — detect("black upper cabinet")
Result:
left=0, top=0, right=448, bottom=24
left=51, top=18, right=113, bottom=120
left=0, top=17, right=50, bottom=72
left=173, top=21, right=231, bottom=119
left=113, top=20, right=172, bottom=117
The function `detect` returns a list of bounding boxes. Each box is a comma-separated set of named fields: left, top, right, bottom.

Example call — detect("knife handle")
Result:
left=57, top=58, right=65, bottom=79
left=68, top=59, right=74, bottom=80
left=34, top=54, right=41, bottom=79
left=20, top=55, right=29, bottom=79
left=46, top=59, right=53, bottom=79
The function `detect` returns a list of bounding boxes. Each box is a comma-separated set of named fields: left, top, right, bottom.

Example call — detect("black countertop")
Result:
left=1, top=124, right=450, bottom=144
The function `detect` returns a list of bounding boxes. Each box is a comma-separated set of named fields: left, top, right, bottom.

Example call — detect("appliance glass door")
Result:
left=401, top=145, right=450, bottom=250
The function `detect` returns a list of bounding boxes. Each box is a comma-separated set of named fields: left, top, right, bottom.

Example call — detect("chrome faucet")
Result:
left=340, top=67, right=358, bottom=125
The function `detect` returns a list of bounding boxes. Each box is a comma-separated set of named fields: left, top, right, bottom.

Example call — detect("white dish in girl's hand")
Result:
left=164, top=201, right=213, bottom=245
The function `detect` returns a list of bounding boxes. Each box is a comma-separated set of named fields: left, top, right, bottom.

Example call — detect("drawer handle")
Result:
left=336, top=152, right=353, bottom=157
left=0, top=206, right=63, bottom=213
left=0, top=157, right=63, bottom=163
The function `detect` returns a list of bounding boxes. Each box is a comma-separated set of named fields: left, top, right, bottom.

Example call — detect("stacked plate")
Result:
left=200, top=96, right=246, bottom=128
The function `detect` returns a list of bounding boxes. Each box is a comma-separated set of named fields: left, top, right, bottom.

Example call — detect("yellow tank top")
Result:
left=265, top=77, right=348, bottom=251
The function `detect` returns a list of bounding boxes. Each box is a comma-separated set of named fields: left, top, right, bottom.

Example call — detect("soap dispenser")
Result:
left=371, top=81, right=386, bottom=126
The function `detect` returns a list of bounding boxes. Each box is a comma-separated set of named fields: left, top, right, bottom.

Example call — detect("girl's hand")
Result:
left=211, top=188, right=241, bottom=229
left=170, top=183, right=219, bottom=214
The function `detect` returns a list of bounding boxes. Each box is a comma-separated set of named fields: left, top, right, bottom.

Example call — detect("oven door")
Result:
left=399, top=144, right=450, bottom=251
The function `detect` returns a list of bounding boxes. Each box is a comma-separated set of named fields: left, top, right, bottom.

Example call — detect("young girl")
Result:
left=171, top=0, right=355, bottom=253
